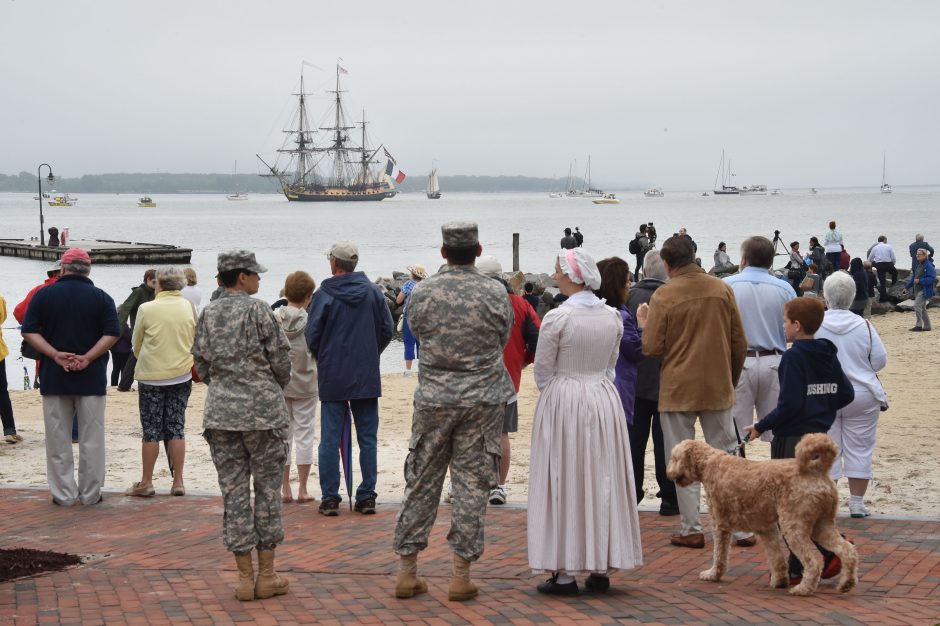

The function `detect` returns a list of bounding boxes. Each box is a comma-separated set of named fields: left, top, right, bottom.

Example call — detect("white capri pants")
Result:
left=828, top=387, right=880, bottom=480
left=285, top=396, right=318, bottom=466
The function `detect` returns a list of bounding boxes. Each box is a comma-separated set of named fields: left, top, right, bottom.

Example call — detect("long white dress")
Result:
left=527, top=291, right=643, bottom=574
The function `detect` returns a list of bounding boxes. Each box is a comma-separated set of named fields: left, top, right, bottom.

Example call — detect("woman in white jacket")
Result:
left=816, top=271, right=888, bottom=518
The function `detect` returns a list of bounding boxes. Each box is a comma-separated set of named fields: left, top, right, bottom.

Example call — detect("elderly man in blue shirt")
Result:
left=723, top=236, right=796, bottom=546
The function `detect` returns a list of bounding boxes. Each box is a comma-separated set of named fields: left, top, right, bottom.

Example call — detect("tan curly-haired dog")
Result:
left=666, top=433, right=858, bottom=596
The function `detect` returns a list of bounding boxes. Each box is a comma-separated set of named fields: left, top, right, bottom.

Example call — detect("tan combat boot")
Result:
left=234, top=553, right=255, bottom=601
left=394, top=553, right=428, bottom=598
left=254, top=550, right=289, bottom=599
left=448, top=553, right=479, bottom=601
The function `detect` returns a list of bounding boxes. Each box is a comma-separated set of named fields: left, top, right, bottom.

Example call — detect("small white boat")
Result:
left=548, top=192, right=563, bottom=198
left=771, top=189, right=781, bottom=195
left=138, top=196, right=156, bottom=208
left=644, top=187, right=664, bottom=197
left=592, top=193, right=620, bottom=204
left=227, top=161, right=249, bottom=200
left=810, top=188, right=818, bottom=194
left=880, top=152, right=892, bottom=193
left=740, top=185, right=768, bottom=195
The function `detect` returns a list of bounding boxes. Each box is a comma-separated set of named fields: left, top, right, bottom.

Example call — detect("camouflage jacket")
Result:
left=193, top=291, right=291, bottom=430
left=407, top=264, right=514, bottom=407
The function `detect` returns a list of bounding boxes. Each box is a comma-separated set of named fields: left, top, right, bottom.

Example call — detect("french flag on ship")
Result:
left=384, top=149, right=407, bottom=184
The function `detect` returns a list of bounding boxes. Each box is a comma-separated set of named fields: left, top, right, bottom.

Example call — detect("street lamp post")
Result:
left=37, top=164, right=55, bottom=246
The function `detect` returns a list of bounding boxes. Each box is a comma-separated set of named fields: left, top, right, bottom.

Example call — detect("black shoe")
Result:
left=584, top=574, right=610, bottom=593
left=318, top=497, right=340, bottom=516
left=537, top=573, right=579, bottom=596
left=353, top=497, right=376, bottom=514
left=659, top=503, right=680, bottom=516
left=910, top=327, right=924, bottom=332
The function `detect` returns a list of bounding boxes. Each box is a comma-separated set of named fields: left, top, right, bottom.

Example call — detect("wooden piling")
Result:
left=512, top=233, right=520, bottom=272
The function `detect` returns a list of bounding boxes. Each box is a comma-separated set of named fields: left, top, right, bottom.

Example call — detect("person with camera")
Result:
left=787, top=240, right=807, bottom=293
left=629, top=223, right=655, bottom=281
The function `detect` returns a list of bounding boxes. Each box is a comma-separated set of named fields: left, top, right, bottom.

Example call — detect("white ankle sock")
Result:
left=556, top=573, right=575, bottom=584
left=850, top=495, right=864, bottom=505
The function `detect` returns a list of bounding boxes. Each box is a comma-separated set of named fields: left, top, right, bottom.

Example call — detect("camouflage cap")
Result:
left=217, top=249, right=268, bottom=274
left=442, top=221, right=479, bottom=247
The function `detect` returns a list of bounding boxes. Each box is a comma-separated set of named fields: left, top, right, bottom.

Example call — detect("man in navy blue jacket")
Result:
left=744, top=298, right=854, bottom=456
left=21, top=247, right=120, bottom=506
left=306, top=240, right=393, bottom=516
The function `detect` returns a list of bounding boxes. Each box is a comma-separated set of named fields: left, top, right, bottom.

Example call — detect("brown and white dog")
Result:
left=666, top=433, right=858, bottom=596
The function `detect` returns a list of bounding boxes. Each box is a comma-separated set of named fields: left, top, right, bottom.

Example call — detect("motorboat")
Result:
left=810, top=188, right=818, bottom=194
left=138, top=196, right=157, bottom=208
left=771, top=189, right=782, bottom=195
left=591, top=193, right=620, bottom=204
left=740, top=185, right=769, bottom=195
left=644, top=187, right=664, bottom=197
left=47, top=193, right=76, bottom=207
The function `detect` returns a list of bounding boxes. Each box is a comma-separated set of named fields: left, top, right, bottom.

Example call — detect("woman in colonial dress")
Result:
left=527, top=248, right=643, bottom=596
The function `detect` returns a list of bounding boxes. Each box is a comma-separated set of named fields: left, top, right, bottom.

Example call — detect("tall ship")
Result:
left=257, top=65, right=398, bottom=202
left=426, top=164, right=441, bottom=199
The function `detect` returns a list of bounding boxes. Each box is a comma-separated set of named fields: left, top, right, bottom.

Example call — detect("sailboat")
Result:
left=426, top=165, right=441, bottom=199
left=712, top=149, right=740, bottom=195
left=257, top=64, right=395, bottom=202
left=880, top=152, right=893, bottom=193
left=565, top=156, right=604, bottom=197
left=227, top=161, right=248, bottom=201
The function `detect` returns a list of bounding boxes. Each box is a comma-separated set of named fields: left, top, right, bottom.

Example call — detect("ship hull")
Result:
left=283, top=185, right=390, bottom=202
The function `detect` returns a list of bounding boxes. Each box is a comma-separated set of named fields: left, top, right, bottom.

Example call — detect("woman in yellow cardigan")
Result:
left=125, top=267, right=197, bottom=497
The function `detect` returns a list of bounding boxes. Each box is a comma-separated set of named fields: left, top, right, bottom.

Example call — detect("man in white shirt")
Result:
left=867, top=235, right=898, bottom=303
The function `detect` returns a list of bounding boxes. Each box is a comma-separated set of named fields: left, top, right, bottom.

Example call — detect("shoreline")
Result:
left=0, top=309, right=936, bottom=518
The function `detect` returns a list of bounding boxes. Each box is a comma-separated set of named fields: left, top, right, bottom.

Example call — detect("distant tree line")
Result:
left=1, top=171, right=592, bottom=194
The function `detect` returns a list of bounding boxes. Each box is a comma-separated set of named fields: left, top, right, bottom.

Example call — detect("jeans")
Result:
left=319, top=398, right=379, bottom=502
left=914, top=292, right=932, bottom=330
left=873, top=262, right=898, bottom=302
left=117, top=354, right=137, bottom=391
left=0, top=360, right=16, bottom=436
left=627, top=397, right=676, bottom=508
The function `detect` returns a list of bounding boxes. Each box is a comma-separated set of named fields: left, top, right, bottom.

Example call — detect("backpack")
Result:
left=629, top=236, right=640, bottom=254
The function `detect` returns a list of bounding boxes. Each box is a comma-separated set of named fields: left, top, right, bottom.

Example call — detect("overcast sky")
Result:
left=2, top=1, right=938, bottom=189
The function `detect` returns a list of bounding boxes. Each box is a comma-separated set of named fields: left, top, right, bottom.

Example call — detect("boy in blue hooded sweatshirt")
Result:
left=744, top=298, right=854, bottom=455
left=744, top=297, right=854, bottom=584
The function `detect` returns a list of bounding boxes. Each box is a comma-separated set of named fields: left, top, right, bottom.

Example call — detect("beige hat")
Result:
left=328, top=240, right=359, bottom=262
left=406, top=263, right=428, bottom=279
left=476, top=255, right=503, bottom=277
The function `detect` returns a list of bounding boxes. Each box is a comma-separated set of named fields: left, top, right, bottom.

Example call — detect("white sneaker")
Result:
left=489, top=486, right=507, bottom=505
left=849, top=501, right=871, bottom=518
left=402, top=370, right=413, bottom=378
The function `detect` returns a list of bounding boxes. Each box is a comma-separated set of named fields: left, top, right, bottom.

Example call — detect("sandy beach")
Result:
left=1, top=309, right=936, bottom=518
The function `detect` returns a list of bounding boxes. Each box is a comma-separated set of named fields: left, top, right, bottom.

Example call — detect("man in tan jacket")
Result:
left=639, top=236, right=747, bottom=549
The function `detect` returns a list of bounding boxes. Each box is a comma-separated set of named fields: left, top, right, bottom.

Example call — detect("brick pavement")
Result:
left=1, top=487, right=938, bottom=625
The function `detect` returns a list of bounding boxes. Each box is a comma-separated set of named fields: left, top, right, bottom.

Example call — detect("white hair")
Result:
left=642, top=250, right=668, bottom=281
left=822, top=271, right=856, bottom=310
left=156, top=266, right=186, bottom=292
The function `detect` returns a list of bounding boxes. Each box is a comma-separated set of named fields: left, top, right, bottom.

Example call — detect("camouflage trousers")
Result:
left=393, top=403, right=503, bottom=561
left=204, top=428, right=288, bottom=554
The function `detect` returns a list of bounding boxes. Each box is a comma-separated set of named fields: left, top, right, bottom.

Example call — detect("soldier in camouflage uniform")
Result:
left=392, top=221, right=515, bottom=602
left=193, top=250, right=292, bottom=602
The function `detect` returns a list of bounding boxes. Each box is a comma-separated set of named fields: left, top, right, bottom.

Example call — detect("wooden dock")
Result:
left=0, top=239, right=192, bottom=264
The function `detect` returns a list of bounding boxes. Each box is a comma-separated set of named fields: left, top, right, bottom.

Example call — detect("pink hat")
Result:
left=61, top=248, right=91, bottom=265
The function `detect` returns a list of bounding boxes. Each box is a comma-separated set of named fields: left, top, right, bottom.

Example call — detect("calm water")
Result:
left=2, top=187, right=938, bottom=387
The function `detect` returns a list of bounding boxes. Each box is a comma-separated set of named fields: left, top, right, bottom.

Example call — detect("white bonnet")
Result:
left=557, top=248, right=602, bottom=290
